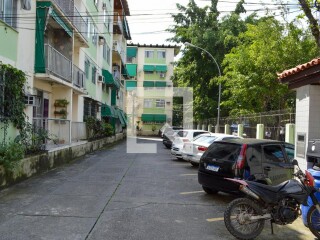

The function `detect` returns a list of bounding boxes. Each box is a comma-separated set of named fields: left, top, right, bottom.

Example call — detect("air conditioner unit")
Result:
left=160, top=73, right=165, bottom=78
left=102, top=3, right=106, bottom=10
left=98, top=75, right=105, bottom=83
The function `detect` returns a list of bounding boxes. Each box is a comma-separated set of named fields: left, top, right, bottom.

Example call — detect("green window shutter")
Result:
left=101, top=104, right=113, bottom=117
left=126, top=81, right=137, bottom=89
left=102, top=69, right=114, bottom=86
left=126, top=64, right=137, bottom=77
left=155, top=65, right=167, bottom=72
left=127, top=47, right=137, bottom=58
left=143, top=65, right=155, bottom=72
left=141, top=114, right=154, bottom=122
left=155, top=81, right=166, bottom=87
left=143, top=81, right=155, bottom=87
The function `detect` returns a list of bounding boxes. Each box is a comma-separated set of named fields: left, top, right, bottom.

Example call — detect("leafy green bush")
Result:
left=102, top=122, right=114, bottom=137
left=0, top=142, right=25, bottom=170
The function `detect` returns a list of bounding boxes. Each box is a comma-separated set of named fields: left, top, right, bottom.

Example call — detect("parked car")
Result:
left=158, top=123, right=183, bottom=138
left=171, top=130, right=210, bottom=159
left=162, top=129, right=179, bottom=149
left=198, top=138, right=295, bottom=195
left=182, top=133, right=241, bottom=167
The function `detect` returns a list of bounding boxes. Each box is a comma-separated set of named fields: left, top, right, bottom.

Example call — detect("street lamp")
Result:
left=184, top=42, right=221, bottom=133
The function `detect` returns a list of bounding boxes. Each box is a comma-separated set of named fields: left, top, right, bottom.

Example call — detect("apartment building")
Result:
left=125, top=44, right=180, bottom=135
left=0, top=0, right=130, bottom=146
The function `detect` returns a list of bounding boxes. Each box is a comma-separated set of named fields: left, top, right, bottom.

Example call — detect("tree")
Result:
left=298, top=0, right=320, bottom=48
left=220, top=17, right=318, bottom=116
left=169, top=0, right=251, bottom=121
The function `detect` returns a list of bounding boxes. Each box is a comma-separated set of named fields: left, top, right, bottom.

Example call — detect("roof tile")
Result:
left=278, top=58, right=320, bottom=79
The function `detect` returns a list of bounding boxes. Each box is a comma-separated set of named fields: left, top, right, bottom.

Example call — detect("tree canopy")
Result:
left=169, top=0, right=318, bottom=121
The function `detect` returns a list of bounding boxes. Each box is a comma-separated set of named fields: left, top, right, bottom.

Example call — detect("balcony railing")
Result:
left=72, top=7, right=88, bottom=41
left=113, top=40, right=126, bottom=64
left=73, top=65, right=86, bottom=89
left=45, top=44, right=72, bottom=82
left=33, top=118, right=71, bottom=148
left=44, top=44, right=85, bottom=89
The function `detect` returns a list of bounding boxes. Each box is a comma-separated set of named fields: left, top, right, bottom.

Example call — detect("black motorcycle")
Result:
left=224, top=159, right=320, bottom=240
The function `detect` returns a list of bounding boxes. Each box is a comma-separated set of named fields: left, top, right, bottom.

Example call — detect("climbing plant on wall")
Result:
left=0, top=63, right=27, bottom=130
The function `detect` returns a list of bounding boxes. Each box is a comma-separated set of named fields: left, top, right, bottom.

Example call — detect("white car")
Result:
left=171, top=130, right=210, bottom=159
left=181, top=133, right=242, bottom=166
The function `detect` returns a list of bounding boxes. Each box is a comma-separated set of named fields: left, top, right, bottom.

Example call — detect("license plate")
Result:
left=206, top=164, right=219, bottom=172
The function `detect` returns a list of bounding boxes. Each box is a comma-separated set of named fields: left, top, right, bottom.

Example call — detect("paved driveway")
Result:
left=0, top=138, right=315, bottom=240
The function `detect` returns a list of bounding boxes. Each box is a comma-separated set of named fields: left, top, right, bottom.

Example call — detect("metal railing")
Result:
left=51, top=0, right=88, bottom=41
left=33, top=118, right=72, bottom=148
left=44, top=44, right=86, bottom=90
left=45, top=44, right=72, bottom=82
left=72, top=7, right=88, bottom=41
left=73, top=65, right=86, bottom=89
left=71, top=121, right=87, bottom=142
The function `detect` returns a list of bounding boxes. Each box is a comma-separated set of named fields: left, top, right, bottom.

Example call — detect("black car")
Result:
left=198, top=138, right=295, bottom=195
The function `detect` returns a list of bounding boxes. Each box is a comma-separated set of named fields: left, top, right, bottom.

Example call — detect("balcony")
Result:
left=36, top=44, right=86, bottom=93
left=113, top=40, right=126, bottom=64
left=40, top=0, right=88, bottom=46
left=113, top=13, right=123, bottom=34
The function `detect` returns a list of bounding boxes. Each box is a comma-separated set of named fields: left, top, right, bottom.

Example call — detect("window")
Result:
left=103, top=44, right=106, bottom=60
left=145, top=50, right=154, bottom=58
left=0, top=0, right=16, bottom=28
left=85, top=59, right=90, bottom=79
left=92, top=66, right=96, bottom=84
left=144, top=99, right=153, bottom=108
left=155, top=99, right=165, bottom=108
left=86, top=15, right=91, bottom=39
left=92, top=26, right=97, bottom=45
left=106, top=45, right=110, bottom=64
left=263, top=145, right=285, bottom=163
left=284, top=144, right=294, bottom=162
left=157, top=50, right=166, bottom=59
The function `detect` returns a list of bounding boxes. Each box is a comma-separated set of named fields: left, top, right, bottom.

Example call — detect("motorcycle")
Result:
left=223, top=159, right=320, bottom=240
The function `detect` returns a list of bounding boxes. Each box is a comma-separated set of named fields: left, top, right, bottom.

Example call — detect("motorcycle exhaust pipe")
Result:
left=240, top=185, right=260, bottom=200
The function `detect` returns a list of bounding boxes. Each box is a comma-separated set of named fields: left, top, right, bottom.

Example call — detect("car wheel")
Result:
left=190, top=162, right=199, bottom=167
left=165, top=144, right=171, bottom=149
left=202, top=186, right=218, bottom=194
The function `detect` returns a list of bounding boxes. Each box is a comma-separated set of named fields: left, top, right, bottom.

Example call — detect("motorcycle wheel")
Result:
left=307, top=205, right=320, bottom=239
left=224, top=198, right=265, bottom=240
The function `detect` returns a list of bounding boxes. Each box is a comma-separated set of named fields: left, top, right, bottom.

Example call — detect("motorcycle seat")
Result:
left=248, top=180, right=290, bottom=193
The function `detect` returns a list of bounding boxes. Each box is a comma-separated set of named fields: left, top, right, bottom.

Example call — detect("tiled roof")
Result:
left=278, top=58, right=320, bottom=80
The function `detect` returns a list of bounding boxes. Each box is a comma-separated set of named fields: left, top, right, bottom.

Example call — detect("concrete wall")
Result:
left=295, top=85, right=320, bottom=170
left=0, top=133, right=125, bottom=189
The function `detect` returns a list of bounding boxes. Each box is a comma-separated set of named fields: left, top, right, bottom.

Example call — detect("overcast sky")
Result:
left=126, top=0, right=301, bottom=45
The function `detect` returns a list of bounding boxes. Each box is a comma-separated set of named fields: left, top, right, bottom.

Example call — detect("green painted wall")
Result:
left=101, top=87, right=110, bottom=103
left=0, top=22, right=18, bottom=62
left=144, top=50, right=166, bottom=64
left=143, top=108, right=165, bottom=114
left=86, top=81, right=97, bottom=98
left=0, top=123, right=18, bottom=144
left=144, top=73, right=164, bottom=80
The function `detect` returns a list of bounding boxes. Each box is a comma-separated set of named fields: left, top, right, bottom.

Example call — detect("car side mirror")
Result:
left=292, top=159, right=299, bottom=166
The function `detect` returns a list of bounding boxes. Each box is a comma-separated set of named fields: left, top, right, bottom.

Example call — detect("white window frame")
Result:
left=145, top=50, right=154, bottom=58
left=157, top=50, right=166, bottom=59
left=144, top=99, right=153, bottom=108
left=155, top=99, right=165, bottom=108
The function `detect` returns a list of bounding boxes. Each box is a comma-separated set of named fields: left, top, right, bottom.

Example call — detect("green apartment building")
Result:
left=125, top=44, right=180, bottom=135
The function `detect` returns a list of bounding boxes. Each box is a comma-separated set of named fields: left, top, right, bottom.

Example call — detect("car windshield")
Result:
left=202, top=143, right=241, bottom=162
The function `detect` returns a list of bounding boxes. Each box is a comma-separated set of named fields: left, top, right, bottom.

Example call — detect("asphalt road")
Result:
left=0, top=137, right=316, bottom=240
